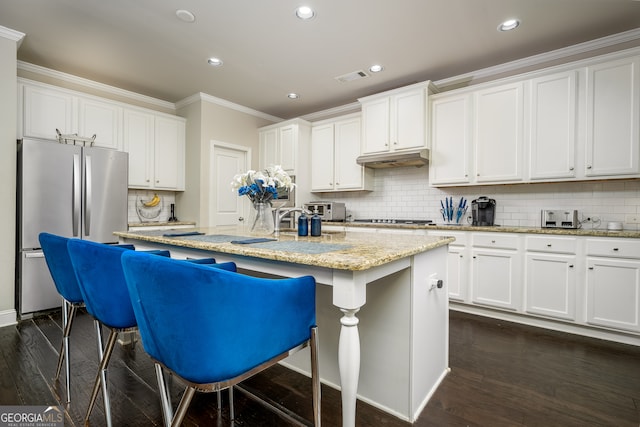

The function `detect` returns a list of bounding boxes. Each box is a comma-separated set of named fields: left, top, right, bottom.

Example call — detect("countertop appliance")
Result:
left=303, top=201, right=346, bottom=221
left=541, top=210, right=579, bottom=229
left=471, top=196, right=496, bottom=226
left=17, top=138, right=128, bottom=316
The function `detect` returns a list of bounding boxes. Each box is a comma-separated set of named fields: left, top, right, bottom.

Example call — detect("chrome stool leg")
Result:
left=55, top=300, right=77, bottom=404
left=85, top=321, right=116, bottom=427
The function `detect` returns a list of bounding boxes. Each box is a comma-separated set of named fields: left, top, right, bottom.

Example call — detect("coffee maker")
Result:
left=471, top=196, right=496, bottom=226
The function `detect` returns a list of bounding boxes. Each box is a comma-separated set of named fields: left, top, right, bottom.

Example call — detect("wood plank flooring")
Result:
left=1, top=309, right=638, bottom=426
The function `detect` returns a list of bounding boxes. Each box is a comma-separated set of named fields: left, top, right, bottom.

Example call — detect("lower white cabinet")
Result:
left=524, top=236, right=577, bottom=321
left=427, top=229, right=640, bottom=341
left=586, top=238, right=640, bottom=333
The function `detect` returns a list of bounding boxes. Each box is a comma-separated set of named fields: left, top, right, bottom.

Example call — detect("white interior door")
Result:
left=210, top=141, right=250, bottom=226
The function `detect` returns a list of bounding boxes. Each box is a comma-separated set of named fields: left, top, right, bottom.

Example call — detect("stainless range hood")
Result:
left=356, top=148, right=429, bottom=169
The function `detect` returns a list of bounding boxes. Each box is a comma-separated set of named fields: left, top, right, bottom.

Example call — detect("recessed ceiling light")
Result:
left=498, top=19, right=520, bottom=32
left=287, top=93, right=300, bottom=99
left=207, top=57, right=223, bottom=67
left=295, top=6, right=315, bottom=20
left=175, top=9, right=196, bottom=23
left=369, top=64, right=384, bottom=73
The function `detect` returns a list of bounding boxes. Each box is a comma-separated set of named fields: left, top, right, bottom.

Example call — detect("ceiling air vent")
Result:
left=335, top=70, right=369, bottom=83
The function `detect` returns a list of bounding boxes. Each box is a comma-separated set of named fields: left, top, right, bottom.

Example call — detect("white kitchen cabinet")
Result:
left=429, top=94, right=473, bottom=185
left=259, top=119, right=311, bottom=174
left=528, top=71, right=578, bottom=180
left=471, top=233, right=522, bottom=311
left=124, top=109, right=186, bottom=191
left=311, top=115, right=372, bottom=192
left=78, top=97, right=122, bottom=150
left=524, top=236, right=577, bottom=321
left=473, top=82, right=524, bottom=183
left=429, top=230, right=469, bottom=302
left=359, top=81, right=433, bottom=155
left=584, top=56, right=640, bottom=178
left=22, top=83, right=74, bottom=141
left=585, top=238, right=640, bottom=333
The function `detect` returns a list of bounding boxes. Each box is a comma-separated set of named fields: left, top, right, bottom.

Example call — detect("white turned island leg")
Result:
left=338, top=308, right=360, bottom=427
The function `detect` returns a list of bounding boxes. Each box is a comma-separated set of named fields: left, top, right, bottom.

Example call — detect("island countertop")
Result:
left=114, top=226, right=454, bottom=271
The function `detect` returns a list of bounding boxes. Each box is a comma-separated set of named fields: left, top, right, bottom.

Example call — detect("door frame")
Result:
left=209, top=140, right=252, bottom=227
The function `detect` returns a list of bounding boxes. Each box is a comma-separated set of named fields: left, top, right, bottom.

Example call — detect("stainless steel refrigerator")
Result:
left=17, top=138, right=128, bottom=316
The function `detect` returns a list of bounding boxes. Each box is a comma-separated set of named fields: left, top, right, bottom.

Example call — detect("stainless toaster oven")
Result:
left=303, top=202, right=346, bottom=221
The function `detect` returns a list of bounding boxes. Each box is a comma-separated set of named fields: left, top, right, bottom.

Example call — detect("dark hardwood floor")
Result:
left=1, top=308, right=638, bottom=426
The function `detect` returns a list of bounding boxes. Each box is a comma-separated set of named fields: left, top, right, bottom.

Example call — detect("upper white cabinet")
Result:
left=430, top=50, right=640, bottom=187
left=22, top=84, right=74, bottom=141
left=311, top=114, right=372, bottom=192
left=528, top=71, right=578, bottom=180
left=584, top=56, right=640, bottom=178
left=474, top=82, right=524, bottom=183
left=20, top=79, right=186, bottom=190
left=77, top=97, right=123, bottom=150
left=124, top=109, right=186, bottom=190
left=359, top=81, right=433, bottom=155
left=429, top=94, right=472, bottom=185
left=259, top=118, right=311, bottom=174
left=429, top=81, right=524, bottom=185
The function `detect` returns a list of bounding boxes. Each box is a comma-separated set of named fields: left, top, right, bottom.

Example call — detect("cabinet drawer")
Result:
left=472, top=233, right=519, bottom=250
left=525, top=236, right=577, bottom=254
left=586, top=239, right=640, bottom=258
left=429, top=230, right=468, bottom=246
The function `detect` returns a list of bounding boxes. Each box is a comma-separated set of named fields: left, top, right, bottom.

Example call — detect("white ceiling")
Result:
left=2, top=0, right=640, bottom=119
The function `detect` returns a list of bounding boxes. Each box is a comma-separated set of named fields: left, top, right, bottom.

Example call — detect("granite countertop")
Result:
left=128, top=221, right=196, bottom=227
left=326, top=222, right=640, bottom=239
left=114, top=226, right=454, bottom=271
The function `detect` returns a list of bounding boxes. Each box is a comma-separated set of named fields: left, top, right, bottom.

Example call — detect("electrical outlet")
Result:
left=625, top=214, right=640, bottom=224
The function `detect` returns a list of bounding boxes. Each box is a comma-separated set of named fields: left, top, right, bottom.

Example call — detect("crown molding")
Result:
left=434, top=27, right=640, bottom=88
left=17, top=61, right=176, bottom=110
left=301, top=101, right=361, bottom=122
left=177, top=92, right=282, bottom=123
left=0, top=26, right=25, bottom=46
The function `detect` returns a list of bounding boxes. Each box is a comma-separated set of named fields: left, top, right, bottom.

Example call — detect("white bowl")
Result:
left=607, top=222, right=623, bottom=231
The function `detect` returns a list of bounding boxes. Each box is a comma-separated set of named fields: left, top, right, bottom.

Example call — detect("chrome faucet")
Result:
left=274, top=207, right=312, bottom=236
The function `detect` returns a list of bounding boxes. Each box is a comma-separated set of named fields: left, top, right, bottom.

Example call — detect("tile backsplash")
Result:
left=316, top=167, right=640, bottom=231
left=128, top=190, right=176, bottom=224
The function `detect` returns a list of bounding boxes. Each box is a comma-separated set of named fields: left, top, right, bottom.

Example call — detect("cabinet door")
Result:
left=279, top=124, right=297, bottom=172
left=123, top=109, right=154, bottom=188
left=23, top=84, right=74, bottom=140
left=586, top=257, right=640, bottom=332
left=393, top=88, right=426, bottom=150
left=78, top=98, right=122, bottom=150
left=472, top=248, right=521, bottom=310
left=154, top=116, right=185, bottom=190
left=334, top=117, right=364, bottom=190
left=529, top=71, right=577, bottom=180
left=525, top=253, right=576, bottom=320
left=310, top=124, right=335, bottom=191
left=361, top=97, right=390, bottom=154
left=430, top=94, right=472, bottom=185
left=259, top=128, right=279, bottom=170
left=447, top=245, right=469, bottom=302
left=585, top=56, right=640, bottom=177
left=474, top=82, right=524, bottom=183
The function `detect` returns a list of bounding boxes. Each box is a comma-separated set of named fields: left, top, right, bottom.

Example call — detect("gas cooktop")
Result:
left=353, top=219, right=434, bottom=225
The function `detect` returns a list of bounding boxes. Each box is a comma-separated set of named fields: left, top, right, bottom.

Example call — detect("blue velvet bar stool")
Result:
left=65, top=239, right=172, bottom=426
left=121, top=250, right=321, bottom=427
left=39, top=232, right=84, bottom=404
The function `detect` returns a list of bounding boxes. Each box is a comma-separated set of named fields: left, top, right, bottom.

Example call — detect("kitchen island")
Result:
left=115, top=226, right=453, bottom=425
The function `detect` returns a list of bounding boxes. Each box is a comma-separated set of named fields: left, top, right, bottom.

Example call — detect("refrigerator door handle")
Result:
left=85, top=154, right=92, bottom=236
left=25, top=251, right=46, bottom=259
left=73, top=153, right=81, bottom=237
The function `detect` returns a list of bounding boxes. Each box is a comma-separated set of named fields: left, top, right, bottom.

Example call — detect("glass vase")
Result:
left=250, top=202, right=274, bottom=235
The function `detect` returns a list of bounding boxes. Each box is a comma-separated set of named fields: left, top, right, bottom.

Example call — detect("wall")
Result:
left=315, top=166, right=640, bottom=231
left=176, top=97, right=273, bottom=227
left=0, top=29, right=20, bottom=325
